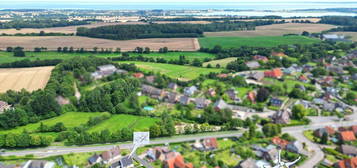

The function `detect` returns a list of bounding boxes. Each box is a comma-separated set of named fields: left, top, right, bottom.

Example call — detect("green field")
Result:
left=199, top=36, right=320, bottom=49
left=0, top=112, right=102, bottom=134
left=0, top=51, right=214, bottom=64
left=117, top=61, right=222, bottom=80
left=88, top=114, right=158, bottom=133
left=202, top=57, right=237, bottom=68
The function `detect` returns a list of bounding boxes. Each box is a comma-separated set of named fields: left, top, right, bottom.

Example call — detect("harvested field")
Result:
left=0, top=36, right=200, bottom=51
left=0, top=22, right=147, bottom=34
left=0, top=66, right=54, bottom=93
left=204, top=23, right=336, bottom=37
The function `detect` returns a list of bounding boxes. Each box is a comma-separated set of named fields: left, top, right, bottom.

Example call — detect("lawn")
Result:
left=199, top=36, right=320, bottom=49
left=0, top=112, right=102, bottom=134
left=0, top=51, right=214, bottom=64
left=117, top=61, right=222, bottom=81
left=263, top=78, right=314, bottom=93
left=202, top=57, right=237, bottom=68
left=88, top=114, right=159, bottom=133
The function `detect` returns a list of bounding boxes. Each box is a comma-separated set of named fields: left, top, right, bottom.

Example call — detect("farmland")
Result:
left=117, top=61, right=222, bottom=80
left=0, top=66, right=54, bottom=93
left=204, top=23, right=336, bottom=37
left=199, top=35, right=320, bottom=48
left=202, top=57, right=237, bottom=68
left=0, top=36, right=200, bottom=51
left=0, top=51, right=214, bottom=64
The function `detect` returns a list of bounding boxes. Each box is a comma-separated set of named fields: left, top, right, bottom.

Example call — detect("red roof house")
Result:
left=217, top=74, right=228, bottom=78
left=352, top=126, right=357, bottom=135
left=271, top=137, right=289, bottom=149
left=340, top=131, right=356, bottom=142
left=253, top=55, right=269, bottom=62
left=203, top=138, right=218, bottom=150
left=271, top=52, right=287, bottom=57
left=133, top=72, right=144, bottom=78
left=163, top=152, right=193, bottom=168
left=264, top=68, right=283, bottom=78
left=334, top=157, right=357, bottom=168
left=247, top=91, right=256, bottom=103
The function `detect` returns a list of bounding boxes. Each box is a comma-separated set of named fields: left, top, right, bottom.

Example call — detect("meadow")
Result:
left=198, top=35, right=320, bottom=49
left=0, top=51, right=214, bottom=64
left=202, top=57, right=237, bottom=68
left=117, top=61, right=222, bottom=80
left=0, top=66, right=54, bottom=93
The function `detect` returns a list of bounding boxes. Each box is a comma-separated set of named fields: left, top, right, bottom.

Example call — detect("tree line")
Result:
left=77, top=20, right=281, bottom=40
left=0, top=19, right=90, bottom=29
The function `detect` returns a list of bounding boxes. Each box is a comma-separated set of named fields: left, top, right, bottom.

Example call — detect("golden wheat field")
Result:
left=0, top=66, right=54, bottom=93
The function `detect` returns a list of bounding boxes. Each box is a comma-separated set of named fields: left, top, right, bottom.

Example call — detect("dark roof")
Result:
left=88, top=154, right=101, bottom=164
left=120, top=156, right=133, bottom=167
left=270, top=98, right=283, bottom=106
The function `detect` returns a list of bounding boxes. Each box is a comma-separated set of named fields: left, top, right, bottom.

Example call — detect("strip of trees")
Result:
left=0, top=19, right=89, bottom=29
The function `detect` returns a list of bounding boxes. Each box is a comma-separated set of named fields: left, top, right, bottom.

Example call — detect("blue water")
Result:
left=1, top=2, right=357, bottom=10
left=143, top=106, right=154, bottom=111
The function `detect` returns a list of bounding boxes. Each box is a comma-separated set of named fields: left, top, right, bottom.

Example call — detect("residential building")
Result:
left=264, top=68, right=283, bottom=79
left=145, top=76, right=155, bottom=84
left=91, top=64, right=127, bottom=80
left=271, top=137, right=289, bottom=149
left=314, top=126, right=336, bottom=138
left=334, top=157, right=357, bottom=168
left=253, top=55, right=269, bottom=62
left=101, top=146, right=121, bottom=164
left=207, top=88, right=216, bottom=97
left=271, top=52, right=286, bottom=57
left=163, top=152, right=193, bottom=168
left=168, top=83, right=178, bottom=91
left=216, top=73, right=228, bottom=78
left=184, top=86, right=198, bottom=96
left=165, top=92, right=180, bottom=104
left=286, top=141, right=306, bottom=155
left=272, top=110, right=290, bottom=124
left=0, top=101, right=11, bottom=113
left=247, top=91, right=256, bottom=103
left=246, top=61, right=261, bottom=69
left=226, top=89, right=240, bottom=102
left=269, top=98, right=283, bottom=107
left=194, top=98, right=211, bottom=109
left=247, top=72, right=264, bottom=81
left=88, top=154, right=102, bottom=165
left=192, top=138, right=218, bottom=151
left=340, top=131, right=357, bottom=142
left=340, top=145, right=357, bottom=156
left=322, top=34, right=347, bottom=42
left=22, top=160, right=55, bottom=168
left=132, top=72, right=144, bottom=78
left=141, top=85, right=166, bottom=99
left=236, top=158, right=259, bottom=168
left=179, top=96, right=191, bottom=105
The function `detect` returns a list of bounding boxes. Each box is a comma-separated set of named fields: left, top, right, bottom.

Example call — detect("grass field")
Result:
left=117, top=61, right=222, bottom=80
left=0, top=112, right=102, bottom=134
left=202, top=57, right=237, bottom=68
left=0, top=36, right=199, bottom=52
left=88, top=114, right=158, bottom=133
left=0, top=66, right=54, bottom=93
left=0, top=51, right=213, bottom=64
left=199, top=36, right=320, bottom=49
left=204, top=23, right=336, bottom=37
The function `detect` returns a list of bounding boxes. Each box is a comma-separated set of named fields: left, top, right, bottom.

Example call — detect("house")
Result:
left=217, top=73, right=228, bottom=78
left=327, top=66, right=344, bottom=74
left=320, top=76, right=334, bottom=86
left=236, top=158, right=259, bottom=168
left=132, top=72, right=144, bottom=78
left=351, top=126, right=357, bottom=135
left=101, top=146, right=121, bottom=164
left=55, top=96, right=70, bottom=106
left=283, top=65, right=301, bottom=75
left=314, top=126, right=336, bottom=138
left=0, top=101, right=11, bottom=113
left=207, top=88, right=216, bottom=97
left=226, top=89, right=240, bottom=102
left=213, top=99, right=229, bottom=111
left=168, top=83, right=178, bottom=91
left=247, top=72, right=264, bottom=81
left=272, top=110, right=290, bottom=124
left=91, top=64, right=125, bottom=80
left=264, top=68, right=283, bottom=79
left=253, top=55, right=269, bottom=62
left=334, top=157, right=357, bottom=168
left=145, top=76, right=155, bottom=84
left=322, top=34, right=347, bottom=42
left=262, top=145, right=278, bottom=162
left=22, top=160, right=55, bottom=168
left=271, top=137, right=289, bottom=149
left=179, top=96, right=191, bottom=105
left=341, top=145, right=357, bottom=156
left=286, top=141, right=306, bottom=155
left=165, top=92, right=180, bottom=103
left=323, top=102, right=336, bottom=112
left=148, top=147, right=171, bottom=161
left=163, top=152, right=193, bottom=168
left=141, top=85, right=166, bottom=99
left=246, top=61, right=261, bottom=69
left=247, top=91, right=256, bottom=103
left=339, top=131, right=356, bottom=142
left=88, top=154, right=102, bottom=165
left=110, top=156, right=134, bottom=168
left=271, top=52, right=286, bottom=57
left=269, top=98, right=284, bottom=107
left=299, top=75, right=308, bottom=83
left=194, top=98, right=211, bottom=109
left=184, top=86, right=198, bottom=96
left=193, top=138, right=218, bottom=151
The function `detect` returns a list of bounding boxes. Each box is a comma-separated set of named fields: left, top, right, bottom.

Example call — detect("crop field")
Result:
left=0, top=22, right=147, bottom=34
left=0, top=36, right=200, bottom=51
left=204, top=23, right=336, bottom=37
left=0, top=66, right=54, bottom=93
left=88, top=114, right=159, bottom=133
left=202, top=57, right=237, bottom=68
left=117, top=61, right=222, bottom=80
left=199, top=35, right=320, bottom=48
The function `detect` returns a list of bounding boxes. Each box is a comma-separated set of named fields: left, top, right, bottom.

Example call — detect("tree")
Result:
left=144, top=47, right=150, bottom=54
left=149, top=124, right=162, bottom=138
left=292, top=104, right=307, bottom=120
left=302, top=31, right=310, bottom=36
left=6, top=47, right=13, bottom=52
left=191, top=58, right=202, bottom=67
left=320, top=132, right=328, bottom=144
left=262, top=123, right=281, bottom=137
left=257, top=88, right=270, bottom=102
left=13, top=47, right=25, bottom=57
left=248, top=124, right=256, bottom=139
left=57, top=47, right=62, bottom=52
left=34, top=47, right=42, bottom=52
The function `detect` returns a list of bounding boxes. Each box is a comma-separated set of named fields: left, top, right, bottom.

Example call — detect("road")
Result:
left=3, top=117, right=357, bottom=168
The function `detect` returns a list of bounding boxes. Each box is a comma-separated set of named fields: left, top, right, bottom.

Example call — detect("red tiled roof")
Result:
left=335, top=157, right=357, bottom=168
left=247, top=91, right=256, bottom=103
left=271, top=52, right=286, bottom=57
left=299, top=75, right=308, bottom=81
left=340, top=131, right=356, bottom=142
left=253, top=55, right=269, bottom=62
left=271, top=137, right=289, bottom=148
left=325, top=126, right=336, bottom=135
left=264, top=68, right=283, bottom=78
left=133, top=73, right=144, bottom=78
left=203, top=138, right=218, bottom=149
left=217, top=74, right=228, bottom=78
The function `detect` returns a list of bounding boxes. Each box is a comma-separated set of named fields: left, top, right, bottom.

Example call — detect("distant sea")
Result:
left=1, top=2, right=357, bottom=17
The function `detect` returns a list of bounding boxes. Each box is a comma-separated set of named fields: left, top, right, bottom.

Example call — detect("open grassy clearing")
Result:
left=117, top=61, right=222, bottom=80
left=0, top=66, right=54, bottom=93
left=0, top=112, right=102, bottom=134
left=204, top=23, right=336, bottom=37
left=199, top=35, right=320, bottom=49
left=0, top=51, right=213, bottom=64
left=263, top=77, right=314, bottom=93
left=202, top=57, right=237, bottom=68
left=88, top=114, right=158, bottom=133
left=0, top=36, right=199, bottom=51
